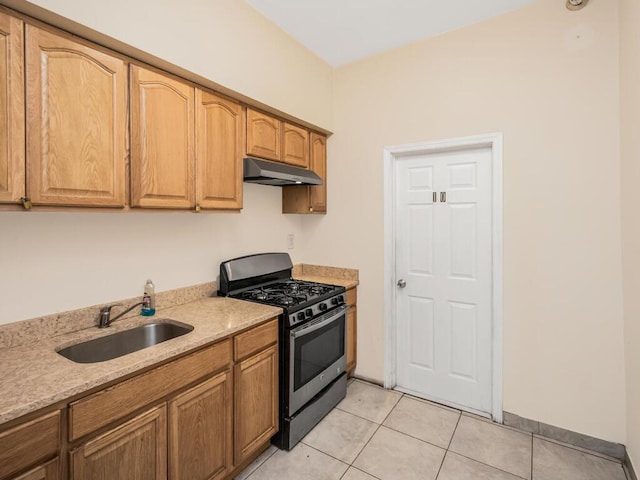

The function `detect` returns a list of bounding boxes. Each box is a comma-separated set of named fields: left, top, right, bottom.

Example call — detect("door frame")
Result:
left=382, top=132, right=504, bottom=422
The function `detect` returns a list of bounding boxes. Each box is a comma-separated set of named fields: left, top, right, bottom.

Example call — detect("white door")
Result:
left=395, top=147, right=493, bottom=414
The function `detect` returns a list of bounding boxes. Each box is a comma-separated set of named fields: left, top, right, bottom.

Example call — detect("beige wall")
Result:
left=620, top=0, right=640, bottom=470
left=302, top=0, right=627, bottom=442
left=0, top=0, right=333, bottom=323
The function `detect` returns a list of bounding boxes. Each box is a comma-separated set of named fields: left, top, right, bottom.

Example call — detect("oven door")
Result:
left=288, top=304, right=348, bottom=416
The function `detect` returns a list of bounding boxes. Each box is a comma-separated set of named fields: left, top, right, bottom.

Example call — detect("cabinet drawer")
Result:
left=346, top=288, right=357, bottom=307
left=234, top=319, right=278, bottom=362
left=69, top=340, right=232, bottom=441
left=0, top=411, right=60, bottom=479
left=12, top=457, right=59, bottom=480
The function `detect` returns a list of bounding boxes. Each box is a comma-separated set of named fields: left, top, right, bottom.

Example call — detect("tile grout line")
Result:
left=239, top=447, right=278, bottom=480
left=531, top=433, right=534, bottom=480
left=445, top=450, right=529, bottom=480
left=348, top=390, right=405, bottom=471
left=533, top=434, right=625, bottom=465
left=300, top=441, right=352, bottom=469
left=434, top=412, right=463, bottom=479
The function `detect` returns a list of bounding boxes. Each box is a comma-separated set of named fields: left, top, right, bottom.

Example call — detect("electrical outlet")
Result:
left=287, top=234, right=295, bottom=250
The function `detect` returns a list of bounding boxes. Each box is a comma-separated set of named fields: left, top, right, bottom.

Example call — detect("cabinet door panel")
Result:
left=26, top=26, right=126, bottom=207
left=309, top=132, right=327, bottom=213
left=0, top=12, right=24, bottom=204
left=282, top=123, right=308, bottom=168
left=246, top=109, right=281, bottom=162
left=130, top=65, right=194, bottom=208
left=169, top=370, right=233, bottom=480
left=234, top=345, right=278, bottom=464
left=196, top=90, right=243, bottom=210
left=71, top=405, right=166, bottom=480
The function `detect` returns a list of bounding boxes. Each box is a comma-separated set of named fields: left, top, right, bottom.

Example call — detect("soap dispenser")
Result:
left=141, top=279, right=156, bottom=316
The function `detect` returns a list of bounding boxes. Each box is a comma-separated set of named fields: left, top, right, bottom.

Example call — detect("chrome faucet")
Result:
left=98, top=302, right=144, bottom=328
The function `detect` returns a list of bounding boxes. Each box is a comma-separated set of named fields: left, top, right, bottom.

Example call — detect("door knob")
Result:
left=397, top=279, right=406, bottom=288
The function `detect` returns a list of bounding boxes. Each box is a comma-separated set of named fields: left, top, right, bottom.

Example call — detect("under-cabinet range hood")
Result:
left=243, top=157, right=322, bottom=186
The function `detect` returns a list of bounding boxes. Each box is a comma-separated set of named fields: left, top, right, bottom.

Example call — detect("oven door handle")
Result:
left=290, top=305, right=349, bottom=339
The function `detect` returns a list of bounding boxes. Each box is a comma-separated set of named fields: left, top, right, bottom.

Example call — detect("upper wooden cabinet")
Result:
left=0, top=12, right=24, bottom=205
left=282, top=122, right=309, bottom=168
left=282, top=132, right=327, bottom=214
left=130, top=65, right=195, bottom=209
left=196, top=90, right=244, bottom=210
left=309, top=132, right=327, bottom=213
left=246, top=109, right=281, bottom=162
left=25, top=25, right=127, bottom=207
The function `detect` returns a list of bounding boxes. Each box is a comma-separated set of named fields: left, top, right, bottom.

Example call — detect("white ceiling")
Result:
left=245, top=0, right=538, bottom=67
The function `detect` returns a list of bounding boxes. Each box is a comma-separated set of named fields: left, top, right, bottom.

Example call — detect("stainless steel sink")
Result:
left=57, top=320, right=194, bottom=364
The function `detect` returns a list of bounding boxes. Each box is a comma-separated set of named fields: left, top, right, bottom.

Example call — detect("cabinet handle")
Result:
left=195, top=203, right=201, bottom=213
left=20, top=197, right=32, bottom=210
left=309, top=206, right=313, bottom=213
left=432, top=192, right=437, bottom=203
left=440, top=192, right=447, bottom=203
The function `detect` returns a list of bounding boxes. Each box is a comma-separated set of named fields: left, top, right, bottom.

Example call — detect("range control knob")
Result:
left=297, top=312, right=305, bottom=321
left=338, top=295, right=345, bottom=304
left=305, top=308, right=313, bottom=317
left=331, top=297, right=339, bottom=305
left=319, top=303, right=328, bottom=311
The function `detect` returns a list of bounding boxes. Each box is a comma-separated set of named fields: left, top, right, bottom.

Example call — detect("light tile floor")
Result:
left=236, top=379, right=629, bottom=480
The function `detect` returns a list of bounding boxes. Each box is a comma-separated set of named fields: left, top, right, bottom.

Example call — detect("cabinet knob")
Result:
left=195, top=203, right=201, bottom=213
left=309, top=206, right=313, bottom=213
left=20, top=197, right=32, bottom=210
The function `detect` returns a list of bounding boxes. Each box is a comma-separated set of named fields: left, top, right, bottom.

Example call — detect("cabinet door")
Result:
left=234, top=345, right=278, bottom=465
left=169, top=370, right=233, bottom=480
left=196, top=90, right=243, bottom=210
left=26, top=26, right=126, bottom=207
left=0, top=13, right=24, bottom=204
left=130, top=65, right=195, bottom=208
left=71, top=405, right=167, bottom=480
left=11, top=457, right=59, bottom=480
left=0, top=411, right=60, bottom=480
left=246, top=109, right=281, bottom=162
left=309, top=132, right=327, bottom=213
left=346, top=306, right=357, bottom=376
left=282, top=123, right=309, bottom=168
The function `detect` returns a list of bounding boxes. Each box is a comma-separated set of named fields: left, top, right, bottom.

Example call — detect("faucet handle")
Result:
left=98, top=304, right=123, bottom=328
left=100, top=304, right=123, bottom=314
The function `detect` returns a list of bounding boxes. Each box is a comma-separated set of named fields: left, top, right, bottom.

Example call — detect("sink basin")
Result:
left=57, top=320, right=194, bottom=364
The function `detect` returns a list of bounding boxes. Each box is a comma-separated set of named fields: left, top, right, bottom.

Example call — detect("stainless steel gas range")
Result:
left=218, top=253, right=348, bottom=450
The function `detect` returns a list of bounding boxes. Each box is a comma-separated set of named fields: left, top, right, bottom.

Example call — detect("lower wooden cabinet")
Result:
left=234, top=344, right=278, bottom=465
left=346, top=306, right=357, bottom=376
left=0, top=319, right=279, bottom=480
left=0, top=410, right=60, bottom=480
left=168, top=370, right=233, bottom=480
left=70, top=405, right=167, bottom=480
left=345, top=287, right=358, bottom=376
left=11, top=457, right=59, bottom=480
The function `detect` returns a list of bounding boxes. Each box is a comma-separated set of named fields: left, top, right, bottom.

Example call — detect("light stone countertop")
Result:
left=294, top=274, right=359, bottom=290
left=0, top=297, right=282, bottom=425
